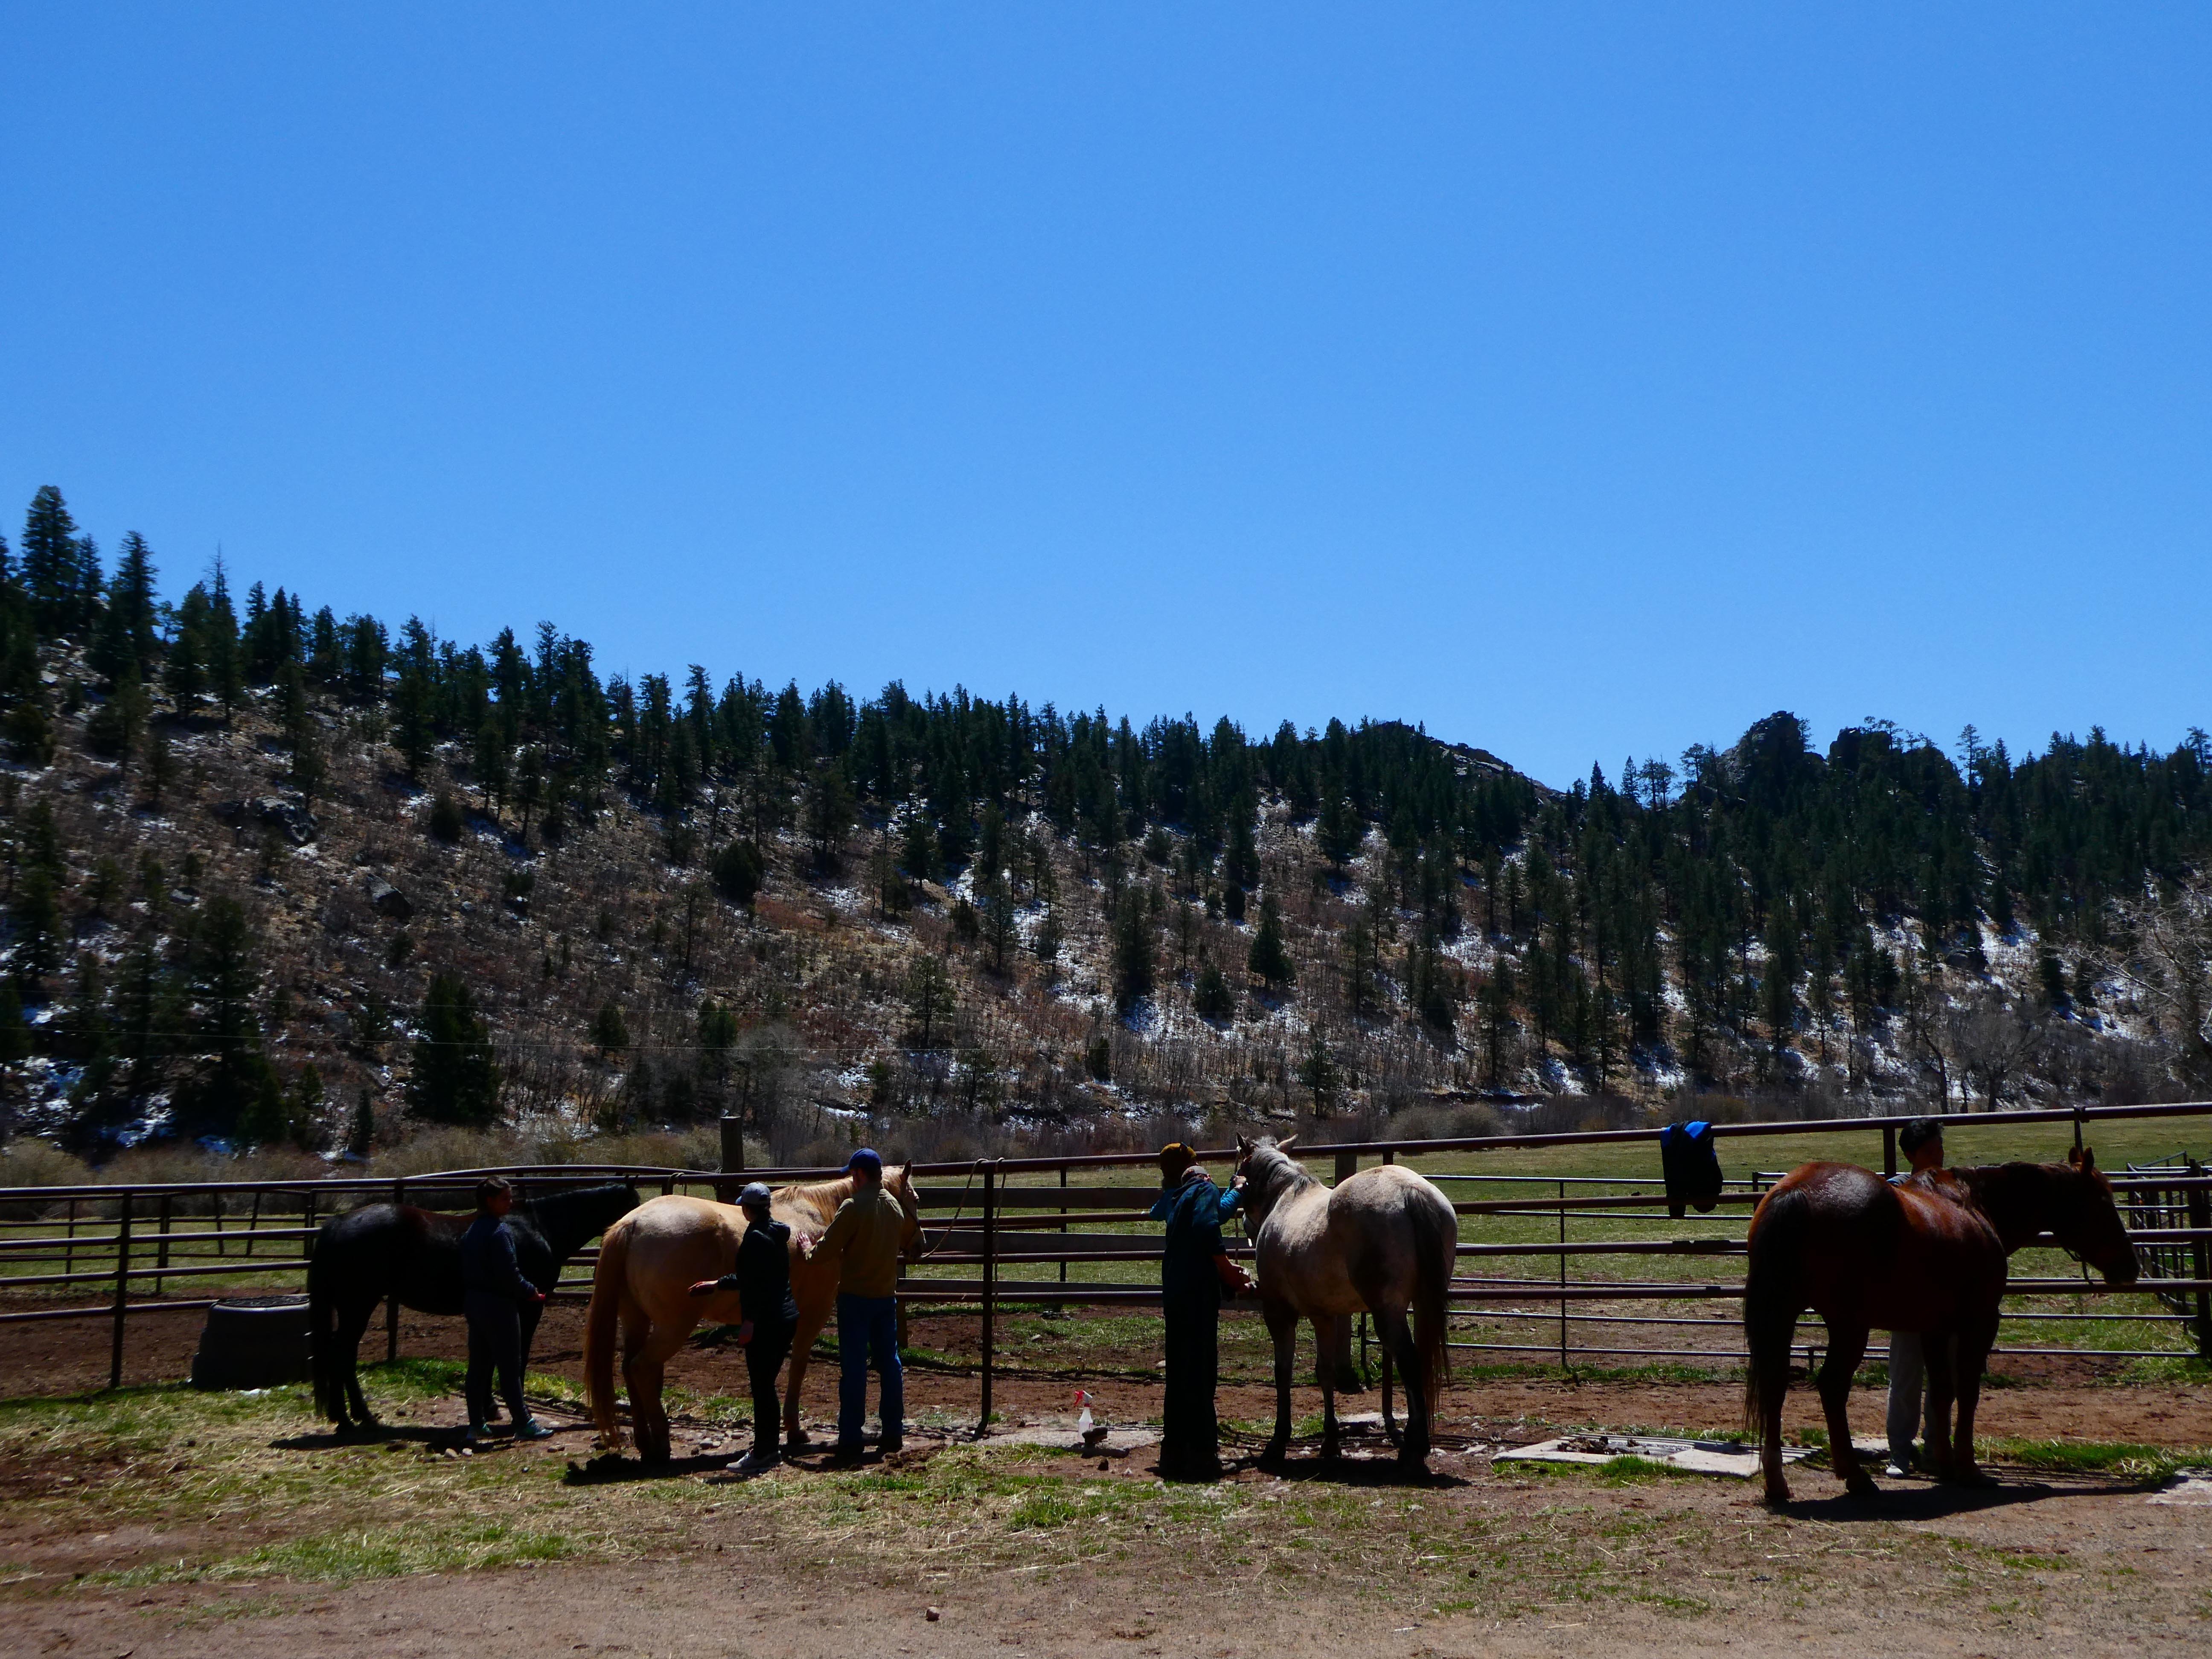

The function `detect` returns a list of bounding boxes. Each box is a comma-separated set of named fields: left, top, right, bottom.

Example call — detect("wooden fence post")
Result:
left=386, top=1179, right=405, bottom=1363
left=212, top=1190, right=224, bottom=1257
left=155, top=1192, right=172, bottom=1294
left=1055, top=1163, right=1068, bottom=1309
left=64, top=1195, right=78, bottom=1277
left=2188, top=1161, right=2211, bottom=1360
left=978, top=1160, right=997, bottom=1436
left=109, top=1190, right=134, bottom=1391
left=245, top=1188, right=262, bottom=1257
left=1882, top=1124, right=1897, bottom=1180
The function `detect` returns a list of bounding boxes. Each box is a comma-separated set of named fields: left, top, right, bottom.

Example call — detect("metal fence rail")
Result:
left=2, top=1097, right=2209, bottom=1398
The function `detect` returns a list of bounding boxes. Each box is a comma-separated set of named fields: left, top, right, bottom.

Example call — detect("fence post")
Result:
left=64, top=1195, right=78, bottom=1277
left=1557, top=1179, right=1569, bottom=1374
left=2189, top=1161, right=2211, bottom=1360
left=245, top=1188, right=262, bottom=1257
left=1053, top=1162, right=1068, bottom=1313
left=386, top=1179, right=405, bottom=1364
left=1882, top=1124, right=1897, bottom=1180
left=109, top=1190, right=134, bottom=1390
left=302, top=1188, right=318, bottom=1289
left=978, top=1160, right=997, bottom=1436
left=156, top=1192, right=173, bottom=1294
left=1335, top=1150, right=1357, bottom=1184
left=212, top=1189, right=224, bottom=1257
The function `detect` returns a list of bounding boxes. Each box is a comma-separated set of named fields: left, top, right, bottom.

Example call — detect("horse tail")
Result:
left=1742, top=1185, right=1808, bottom=1438
left=1407, top=1186, right=1456, bottom=1394
left=584, top=1214, right=632, bottom=1450
left=306, top=1228, right=336, bottom=1420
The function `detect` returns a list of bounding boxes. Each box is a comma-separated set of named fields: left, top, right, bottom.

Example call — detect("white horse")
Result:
left=1234, top=1135, right=1458, bottom=1469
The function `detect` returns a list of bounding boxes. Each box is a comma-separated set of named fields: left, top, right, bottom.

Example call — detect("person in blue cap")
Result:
left=803, top=1148, right=910, bottom=1462
left=1147, top=1143, right=1249, bottom=1481
left=690, top=1181, right=797, bottom=1472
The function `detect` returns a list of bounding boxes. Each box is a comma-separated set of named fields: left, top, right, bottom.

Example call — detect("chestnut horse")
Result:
left=1234, top=1135, right=1458, bottom=1469
left=1743, top=1147, right=2137, bottom=1504
left=585, top=1167, right=923, bottom=1464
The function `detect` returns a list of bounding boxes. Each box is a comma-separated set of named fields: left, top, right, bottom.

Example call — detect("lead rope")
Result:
left=911, top=1163, right=982, bottom=1263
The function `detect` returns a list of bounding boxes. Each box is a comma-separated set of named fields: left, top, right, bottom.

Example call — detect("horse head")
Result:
left=1234, top=1134, right=1304, bottom=1223
left=2056, top=1146, right=2139, bottom=1286
left=887, top=1164, right=927, bottom=1262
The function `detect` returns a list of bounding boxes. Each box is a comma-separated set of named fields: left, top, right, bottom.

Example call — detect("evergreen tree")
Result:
left=410, top=973, right=501, bottom=1125
left=904, top=954, right=955, bottom=1051
left=20, top=486, right=81, bottom=638
left=1247, top=891, right=1295, bottom=992
left=1193, top=960, right=1234, bottom=1020
left=593, top=1000, right=630, bottom=1058
left=1111, top=888, right=1154, bottom=1013
left=711, top=839, right=763, bottom=909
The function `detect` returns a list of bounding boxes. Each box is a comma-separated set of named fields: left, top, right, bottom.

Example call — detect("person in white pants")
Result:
left=1885, top=1118, right=1947, bottom=1477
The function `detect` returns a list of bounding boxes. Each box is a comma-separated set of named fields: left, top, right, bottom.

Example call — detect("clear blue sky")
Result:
left=5, top=6, right=2208, bottom=787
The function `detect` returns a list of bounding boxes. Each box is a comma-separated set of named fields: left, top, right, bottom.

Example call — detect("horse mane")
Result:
left=518, top=1182, right=643, bottom=1257
left=1243, top=1140, right=1317, bottom=1217
left=1953, top=1161, right=2089, bottom=1252
left=772, top=1167, right=917, bottom=1231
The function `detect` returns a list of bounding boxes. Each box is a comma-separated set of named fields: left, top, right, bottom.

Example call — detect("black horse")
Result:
left=309, top=1181, right=641, bottom=1431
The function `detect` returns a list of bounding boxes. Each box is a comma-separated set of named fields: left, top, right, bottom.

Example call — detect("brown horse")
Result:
left=585, top=1167, right=923, bottom=1463
left=1743, top=1147, right=2137, bottom=1504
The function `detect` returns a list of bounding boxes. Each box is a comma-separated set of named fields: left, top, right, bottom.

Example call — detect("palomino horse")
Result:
left=585, top=1167, right=923, bottom=1463
left=1744, top=1147, right=2137, bottom=1505
left=309, top=1182, right=640, bottom=1432
left=1234, top=1135, right=1459, bottom=1469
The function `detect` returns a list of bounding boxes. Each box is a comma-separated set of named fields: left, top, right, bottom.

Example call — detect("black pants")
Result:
left=1160, top=1294, right=1220, bottom=1478
left=464, top=1295, right=528, bottom=1429
left=745, top=1321, right=794, bottom=1456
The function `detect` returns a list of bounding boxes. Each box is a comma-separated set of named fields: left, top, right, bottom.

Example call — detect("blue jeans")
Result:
left=836, top=1292, right=904, bottom=1452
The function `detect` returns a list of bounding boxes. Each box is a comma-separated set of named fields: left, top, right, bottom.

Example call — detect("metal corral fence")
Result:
left=2, top=1100, right=2208, bottom=1409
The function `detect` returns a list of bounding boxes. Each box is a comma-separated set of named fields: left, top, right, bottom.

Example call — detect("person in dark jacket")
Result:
left=1148, top=1143, right=1245, bottom=1482
left=690, top=1182, right=797, bottom=1472
left=461, top=1176, right=552, bottom=1444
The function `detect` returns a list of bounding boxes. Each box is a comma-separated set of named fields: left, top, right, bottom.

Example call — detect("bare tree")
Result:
left=1942, top=990, right=2043, bottom=1112
left=2102, top=877, right=2212, bottom=1089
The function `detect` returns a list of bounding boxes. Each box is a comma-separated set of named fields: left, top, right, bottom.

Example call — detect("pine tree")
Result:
left=410, top=973, right=501, bottom=1125
left=20, top=486, right=80, bottom=638
left=593, top=1000, right=631, bottom=1058
left=904, top=954, right=955, bottom=1051
left=1111, top=889, right=1154, bottom=1013
left=1247, top=891, right=1295, bottom=992
left=1193, top=960, right=1234, bottom=1020
left=711, top=839, right=763, bottom=909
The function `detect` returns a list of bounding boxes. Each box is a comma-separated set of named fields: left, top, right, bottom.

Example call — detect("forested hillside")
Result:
left=2, top=483, right=2209, bottom=1167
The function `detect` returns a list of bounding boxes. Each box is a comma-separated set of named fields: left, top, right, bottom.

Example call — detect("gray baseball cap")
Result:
left=739, top=1182, right=773, bottom=1209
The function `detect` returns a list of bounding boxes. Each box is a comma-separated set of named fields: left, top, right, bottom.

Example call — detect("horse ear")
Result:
left=2080, top=1145, right=2097, bottom=1172
left=2067, top=1146, right=2084, bottom=1168
left=1237, top=1135, right=1252, bottom=1154
left=1277, top=1134, right=1298, bottom=1153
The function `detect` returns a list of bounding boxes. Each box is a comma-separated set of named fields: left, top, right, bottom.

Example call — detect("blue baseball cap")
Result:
left=846, top=1147, right=883, bottom=1176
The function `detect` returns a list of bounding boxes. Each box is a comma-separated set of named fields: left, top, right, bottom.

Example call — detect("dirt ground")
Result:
left=4, top=1406, right=2210, bottom=1659
left=5, top=1299, right=2210, bottom=1658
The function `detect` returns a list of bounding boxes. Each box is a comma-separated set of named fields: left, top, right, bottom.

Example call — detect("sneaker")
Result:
left=727, top=1448, right=781, bottom=1473
left=512, top=1418, right=554, bottom=1441
left=878, top=1436, right=905, bottom=1455
left=462, top=1423, right=491, bottom=1447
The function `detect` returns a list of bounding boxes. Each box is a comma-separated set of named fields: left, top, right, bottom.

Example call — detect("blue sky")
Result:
left=3, top=6, right=2208, bottom=786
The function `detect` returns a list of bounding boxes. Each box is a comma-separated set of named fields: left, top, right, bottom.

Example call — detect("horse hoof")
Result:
left=1763, top=1481, right=1792, bottom=1508
left=1941, top=1464, right=1997, bottom=1489
left=1259, top=1440, right=1289, bottom=1466
left=785, top=1428, right=813, bottom=1450
left=1845, top=1476, right=1879, bottom=1499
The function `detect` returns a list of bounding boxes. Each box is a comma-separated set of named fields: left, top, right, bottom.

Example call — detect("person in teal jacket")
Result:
left=1149, top=1143, right=1248, bottom=1481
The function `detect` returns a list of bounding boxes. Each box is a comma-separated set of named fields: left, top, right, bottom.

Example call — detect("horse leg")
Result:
left=620, top=1313, right=677, bottom=1467
left=1921, top=1332, right=1959, bottom=1479
left=1815, top=1322, right=1874, bottom=1497
left=1313, top=1314, right=1341, bottom=1460
left=1374, top=1308, right=1428, bottom=1468
left=1945, top=1326, right=1998, bottom=1487
left=337, top=1298, right=381, bottom=1430
left=783, top=1303, right=829, bottom=1448
left=1260, top=1298, right=1298, bottom=1464
left=1379, top=1340, right=1399, bottom=1447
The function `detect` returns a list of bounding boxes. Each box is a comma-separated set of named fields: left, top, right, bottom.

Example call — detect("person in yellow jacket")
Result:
left=803, top=1148, right=910, bottom=1461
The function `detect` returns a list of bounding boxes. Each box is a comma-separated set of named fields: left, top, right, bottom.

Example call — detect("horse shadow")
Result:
left=1228, top=1450, right=1470, bottom=1490
left=1778, top=1472, right=2156, bottom=1522
left=273, top=1420, right=598, bottom=1454
left=562, top=1450, right=738, bottom=1485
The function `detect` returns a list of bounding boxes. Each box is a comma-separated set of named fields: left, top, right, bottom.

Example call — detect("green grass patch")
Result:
left=1984, top=1438, right=2212, bottom=1480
